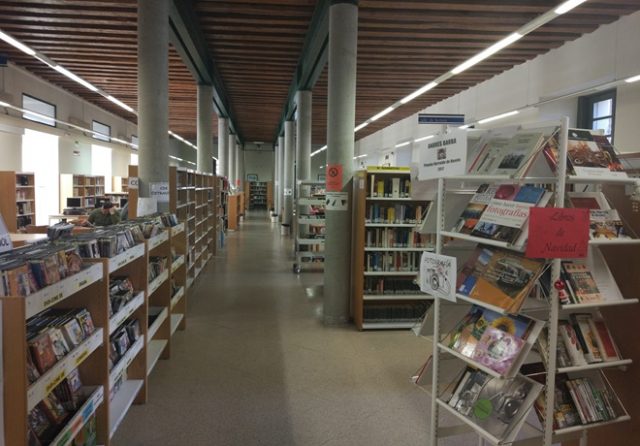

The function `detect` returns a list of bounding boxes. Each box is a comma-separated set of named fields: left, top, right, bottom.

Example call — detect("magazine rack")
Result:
left=424, top=117, right=638, bottom=446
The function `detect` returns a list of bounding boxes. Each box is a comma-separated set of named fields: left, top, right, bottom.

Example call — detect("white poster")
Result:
left=325, top=192, right=348, bottom=211
left=0, top=213, right=12, bottom=253
left=418, top=129, right=467, bottom=180
left=419, top=252, right=456, bottom=302
left=137, top=197, right=158, bottom=217
left=127, top=176, right=139, bottom=190
left=150, top=182, right=170, bottom=203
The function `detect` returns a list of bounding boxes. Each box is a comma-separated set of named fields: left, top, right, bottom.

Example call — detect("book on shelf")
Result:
left=364, top=277, right=422, bottom=296
left=363, top=301, right=428, bottom=323
left=452, top=184, right=498, bottom=234
left=365, top=227, right=432, bottom=248
left=369, top=174, right=411, bottom=198
left=446, top=366, right=543, bottom=440
left=566, top=129, right=627, bottom=178
left=457, top=246, right=545, bottom=313
left=445, top=305, right=534, bottom=376
left=567, top=191, right=636, bottom=240
left=365, top=251, right=419, bottom=273
left=366, top=203, right=426, bottom=224
left=467, top=131, right=545, bottom=176
left=562, top=261, right=601, bottom=304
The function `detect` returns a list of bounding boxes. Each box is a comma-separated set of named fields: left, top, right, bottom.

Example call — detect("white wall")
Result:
left=243, top=149, right=274, bottom=182
left=357, top=10, right=640, bottom=161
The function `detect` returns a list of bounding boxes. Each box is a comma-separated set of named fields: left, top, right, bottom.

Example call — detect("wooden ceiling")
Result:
left=0, top=1, right=639, bottom=146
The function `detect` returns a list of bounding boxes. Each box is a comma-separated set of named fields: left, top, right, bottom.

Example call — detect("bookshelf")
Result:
left=0, top=171, right=36, bottom=231
left=112, top=176, right=128, bottom=194
left=60, top=174, right=106, bottom=211
left=351, top=167, right=433, bottom=330
left=421, top=118, right=636, bottom=446
left=247, top=181, right=269, bottom=210
left=228, top=194, right=240, bottom=231
left=293, top=180, right=325, bottom=274
left=218, top=176, right=229, bottom=246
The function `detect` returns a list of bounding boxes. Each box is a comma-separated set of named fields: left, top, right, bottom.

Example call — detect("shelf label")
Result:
left=0, top=213, right=12, bottom=253
left=526, top=208, right=589, bottom=259
left=45, top=371, right=67, bottom=395
left=418, top=113, right=465, bottom=125
left=418, top=129, right=467, bottom=180
left=325, top=192, right=348, bottom=211
left=128, top=177, right=139, bottom=190
left=326, top=164, right=343, bottom=192
left=420, top=252, right=456, bottom=302
left=150, top=182, right=170, bottom=203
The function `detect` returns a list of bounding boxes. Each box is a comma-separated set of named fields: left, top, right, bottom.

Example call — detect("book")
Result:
left=468, top=137, right=511, bottom=175
left=592, top=319, right=621, bottom=362
left=493, top=132, right=545, bottom=176
left=562, top=262, right=601, bottom=303
left=470, top=199, right=533, bottom=244
left=559, top=321, right=586, bottom=366
left=458, top=246, right=544, bottom=312
left=567, top=129, right=627, bottom=178
left=28, top=330, right=58, bottom=374
left=589, top=209, right=634, bottom=240
left=452, top=184, right=498, bottom=233
left=471, top=326, right=526, bottom=375
left=572, top=314, right=603, bottom=363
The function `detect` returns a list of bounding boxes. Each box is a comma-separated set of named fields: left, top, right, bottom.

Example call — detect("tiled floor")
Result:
left=113, top=213, right=475, bottom=445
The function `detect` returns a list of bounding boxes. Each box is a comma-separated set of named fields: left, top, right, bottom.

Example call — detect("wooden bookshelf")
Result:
left=60, top=174, right=106, bottom=211
left=351, top=167, right=432, bottom=330
left=112, top=176, right=128, bottom=194
left=0, top=171, right=36, bottom=232
left=228, top=194, right=240, bottom=231
left=247, top=181, right=270, bottom=210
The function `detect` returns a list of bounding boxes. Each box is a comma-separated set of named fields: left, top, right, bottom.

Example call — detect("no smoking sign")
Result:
left=326, top=164, right=343, bottom=192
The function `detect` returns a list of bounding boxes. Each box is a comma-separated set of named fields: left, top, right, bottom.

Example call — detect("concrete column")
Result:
left=217, top=118, right=228, bottom=177
left=197, top=84, right=213, bottom=173
left=278, top=135, right=285, bottom=216
left=273, top=143, right=279, bottom=214
left=137, top=0, right=169, bottom=211
left=228, top=135, right=236, bottom=189
left=282, top=121, right=295, bottom=227
left=323, top=1, right=358, bottom=325
left=295, top=90, right=312, bottom=183
left=236, top=144, right=244, bottom=191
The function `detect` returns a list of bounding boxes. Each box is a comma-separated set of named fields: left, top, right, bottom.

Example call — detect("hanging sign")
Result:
left=419, top=252, right=456, bottom=302
left=418, top=113, right=465, bottom=125
left=127, top=177, right=139, bottom=190
left=150, top=182, right=170, bottom=203
left=326, top=164, right=343, bottom=192
left=418, top=129, right=467, bottom=180
left=325, top=191, right=348, bottom=211
left=526, top=208, right=589, bottom=259
left=0, top=213, right=12, bottom=253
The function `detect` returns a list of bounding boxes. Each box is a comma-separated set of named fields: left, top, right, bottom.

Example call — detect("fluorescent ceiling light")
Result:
left=311, top=145, right=327, bottom=157
left=625, top=74, right=640, bottom=83
left=400, top=82, right=438, bottom=104
left=555, top=0, right=588, bottom=15
left=478, top=110, right=519, bottom=124
left=0, top=30, right=35, bottom=56
left=353, top=154, right=368, bottom=159
left=395, top=141, right=411, bottom=148
left=53, top=65, right=98, bottom=92
left=354, top=122, right=370, bottom=132
left=451, top=33, right=523, bottom=74
left=0, top=100, right=9, bottom=107
left=106, top=95, right=134, bottom=113
left=414, top=135, right=435, bottom=143
left=371, top=106, right=395, bottom=122
left=460, top=124, right=472, bottom=129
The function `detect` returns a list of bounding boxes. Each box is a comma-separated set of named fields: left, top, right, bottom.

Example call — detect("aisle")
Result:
left=113, top=213, right=443, bottom=445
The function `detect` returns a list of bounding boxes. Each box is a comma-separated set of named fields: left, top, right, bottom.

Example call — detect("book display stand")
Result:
left=351, top=167, right=433, bottom=330
left=293, top=180, right=325, bottom=274
left=422, top=117, right=637, bottom=446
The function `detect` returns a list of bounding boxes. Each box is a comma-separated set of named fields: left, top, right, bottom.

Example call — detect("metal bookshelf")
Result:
left=293, top=180, right=325, bottom=274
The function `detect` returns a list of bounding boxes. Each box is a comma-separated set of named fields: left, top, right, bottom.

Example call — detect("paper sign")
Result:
left=420, top=252, right=456, bottom=302
left=325, top=191, right=348, bottom=211
left=136, top=197, right=158, bottom=217
left=326, top=164, right=343, bottom=192
left=150, top=182, right=170, bottom=203
left=418, top=129, right=467, bottom=180
left=526, top=208, right=589, bottom=259
left=127, top=177, right=139, bottom=190
left=0, top=213, right=12, bottom=253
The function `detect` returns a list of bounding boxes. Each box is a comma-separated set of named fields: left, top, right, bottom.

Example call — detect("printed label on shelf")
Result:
left=127, top=177, right=139, bottom=190
left=326, top=164, right=343, bottom=192
left=325, top=192, right=348, bottom=211
left=526, top=207, right=589, bottom=258
left=419, top=252, right=456, bottom=302
left=418, top=129, right=467, bottom=180
left=150, top=182, right=170, bottom=203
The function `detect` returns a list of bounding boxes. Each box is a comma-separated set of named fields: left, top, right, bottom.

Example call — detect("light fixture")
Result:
left=0, top=100, right=9, bottom=107
left=0, top=30, right=35, bottom=56
left=353, top=154, right=368, bottom=159
left=354, top=122, right=370, bottom=132
left=478, top=110, right=519, bottom=124
left=451, top=33, right=523, bottom=74
left=395, top=141, right=411, bottom=148
left=625, top=74, right=640, bottom=84
left=400, top=82, right=438, bottom=104
left=106, top=95, right=134, bottom=113
left=459, top=124, right=472, bottom=129
left=310, top=145, right=327, bottom=157
left=53, top=65, right=98, bottom=92
left=414, top=135, right=435, bottom=143
left=554, top=0, right=588, bottom=15
left=371, top=106, right=395, bottom=122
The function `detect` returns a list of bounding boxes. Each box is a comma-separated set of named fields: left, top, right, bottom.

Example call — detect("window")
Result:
left=22, top=94, right=56, bottom=127
left=92, top=120, right=111, bottom=142
left=578, top=89, right=616, bottom=142
left=22, top=129, right=59, bottom=225
left=131, top=135, right=139, bottom=149
left=130, top=153, right=138, bottom=166
left=91, top=145, right=112, bottom=192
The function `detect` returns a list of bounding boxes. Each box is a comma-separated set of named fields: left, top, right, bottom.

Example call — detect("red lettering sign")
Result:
left=526, top=207, right=589, bottom=259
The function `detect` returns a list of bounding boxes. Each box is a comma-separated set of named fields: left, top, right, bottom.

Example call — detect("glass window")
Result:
left=22, top=94, right=56, bottom=127
left=578, top=89, right=616, bottom=142
left=92, top=120, right=111, bottom=142
left=131, top=135, right=139, bottom=148
left=592, top=99, right=612, bottom=119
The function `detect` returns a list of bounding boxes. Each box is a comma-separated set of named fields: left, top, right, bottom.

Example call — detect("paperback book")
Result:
left=567, top=129, right=627, bottom=179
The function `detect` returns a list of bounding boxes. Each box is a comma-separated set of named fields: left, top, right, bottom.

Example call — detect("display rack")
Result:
left=60, top=174, right=106, bottom=211
left=351, top=167, right=432, bottom=330
left=0, top=171, right=36, bottom=231
left=423, top=118, right=636, bottom=446
left=293, top=180, right=325, bottom=274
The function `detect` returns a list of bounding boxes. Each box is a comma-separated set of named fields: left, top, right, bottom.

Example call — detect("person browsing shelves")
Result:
left=88, top=201, right=121, bottom=226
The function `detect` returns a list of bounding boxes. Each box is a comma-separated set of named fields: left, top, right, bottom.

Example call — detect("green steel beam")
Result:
left=273, top=0, right=330, bottom=143
left=169, top=0, right=243, bottom=143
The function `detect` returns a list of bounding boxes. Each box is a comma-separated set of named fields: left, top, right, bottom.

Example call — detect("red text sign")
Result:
left=326, top=164, right=343, bottom=192
left=526, top=207, right=589, bottom=259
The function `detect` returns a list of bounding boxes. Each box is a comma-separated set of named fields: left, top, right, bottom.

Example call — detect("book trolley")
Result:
left=293, top=180, right=325, bottom=274
left=422, top=117, right=637, bottom=446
